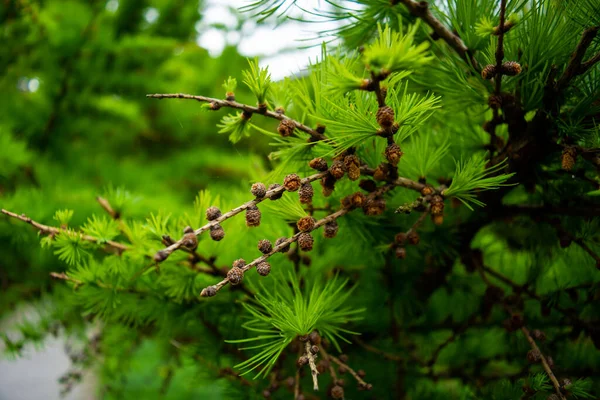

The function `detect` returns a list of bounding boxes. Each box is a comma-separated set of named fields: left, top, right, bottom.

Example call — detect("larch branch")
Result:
left=521, top=326, right=567, bottom=400
left=394, top=0, right=478, bottom=69
left=1, top=209, right=128, bottom=253
left=146, top=93, right=326, bottom=141
left=156, top=171, right=328, bottom=263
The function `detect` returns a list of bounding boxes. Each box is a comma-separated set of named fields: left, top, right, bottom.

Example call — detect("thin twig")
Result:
left=156, top=171, right=329, bottom=262
left=395, top=0, right=478, bottom=69
left=521, top=327, right=567, bottom=400
left=305, top=341, right=319, bottom=391
left=494, top=0, right=508, bottom=95
left=146, top=93, right=326, bottom=141
left=1, top=209, right=128, bottom=253
left=200, top=207, right=350, bottom=297
left=200, top=183, right=396, bottom=297
left=326, top=351, right=371, bottom=389
left=96, top=196, right=118, bottom=219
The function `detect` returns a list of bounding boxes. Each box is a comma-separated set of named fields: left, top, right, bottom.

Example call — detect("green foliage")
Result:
left=1, top=0, right=599, bottom=399
left=363, top=23, right=432, bottom=76
left=227, top=273, right=363, bottom=378
left=222, top=76, right=238, bottom=96
left=242, top=57, right=272, bottom=106
left=444, top=156, right=515, bottom=209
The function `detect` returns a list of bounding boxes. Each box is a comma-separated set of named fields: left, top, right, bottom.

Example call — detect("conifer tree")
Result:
left=1, top=0, right=600, bottom=399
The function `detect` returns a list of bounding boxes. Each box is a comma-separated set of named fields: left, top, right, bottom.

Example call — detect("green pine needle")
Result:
left=362, top=22, right=432, bottom=76
left=242, top=57, right=272, bottom=106
left=226, top=273, right=363, bottom=379
left=443, top=155, right=516, bottom=210
left=82, top=215, right=120, bottom=244
left=53, top=209, right=74, bottom=226
left=218, top=112, right=252, bottom=143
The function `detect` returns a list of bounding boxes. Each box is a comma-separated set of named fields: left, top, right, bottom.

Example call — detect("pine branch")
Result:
left=521, top=326, right=567, bottom=400
left=360, top=166, right=427, bottom=192
left=1, top=209, right=128, bottom=253
left=426, top=313, right=478, bottom=367
left=155, top=171, right=328, bottom=263
left=201, top=183, right=396, bottom=297
left=96, top=196, right=118, bottom=219
left=544, top=218, right=600, bottom=267
left=200, top=207, right=350, bottom=297
left=324, top=349, right=371, bottom=390
left=393, top=0, right=478, bottom=69
left=146, top=93, right=326, bottom=141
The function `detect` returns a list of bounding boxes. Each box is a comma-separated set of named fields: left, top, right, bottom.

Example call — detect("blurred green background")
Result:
left=0, top=0, right=279, bottom=398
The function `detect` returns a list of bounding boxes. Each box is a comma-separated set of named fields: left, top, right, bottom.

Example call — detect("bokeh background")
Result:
left=0, top=1, right=335, bottom=398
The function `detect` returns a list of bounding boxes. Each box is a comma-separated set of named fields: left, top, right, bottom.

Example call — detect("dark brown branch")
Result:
left=395, top=0, right=478, bottom=69
left=146, top=93, right=326, bottom=141
left=494, top=0, right=508, bottom=95
left=556, top=26, right=600, bottom=93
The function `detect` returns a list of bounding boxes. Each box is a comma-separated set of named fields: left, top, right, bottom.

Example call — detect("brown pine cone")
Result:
left=277, top=119, right=295, bottom=137
left=384, top=143, right=403, bottom=166
left=321, top=174, right=336, bottom=197
left=329, top=160, right=346, bottom=180
left=430, top=195, right=444, bottom=215
left=251, top=182, right=267, bottom=198
left=227, top=266, right=244, bottom=285
left=481, top=64, right=496, bottom=80
left=501, top=61, right=522, bottom=76
left=297, top=216, right=316, bottom=232
left=309, top=157, right=328, bottom=171
left=298, top=183, right=314, bottom=204
left=283, top=174, right=302, bottom=191
left=376, top=105, right=395, bottom=128
left=268, top=183, right=284, bottom=200
left=298, top=232, right=314, bottom=251
left=258, top=239, right=273, bottom=254
left=256, top=261, right=271, bottom=276
left=561, top=147, right=577, bottom=171
left=206, top=206, right=222, bottom=221
left=324, top=221, right=339, bottom=238
left=210, top=224, right=225, bottom=241
left=246, top=205, right=261, bottom=227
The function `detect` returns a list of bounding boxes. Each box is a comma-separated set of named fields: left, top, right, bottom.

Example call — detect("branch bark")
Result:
left=146, top=93, right=327, bottom=141
left=395, top=0, right=478, bottom=69
left=1, top=209, right=128, bottom=253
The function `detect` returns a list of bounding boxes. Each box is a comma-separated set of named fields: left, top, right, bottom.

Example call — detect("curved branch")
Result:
left=394, top=0, right=478, bottom=70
